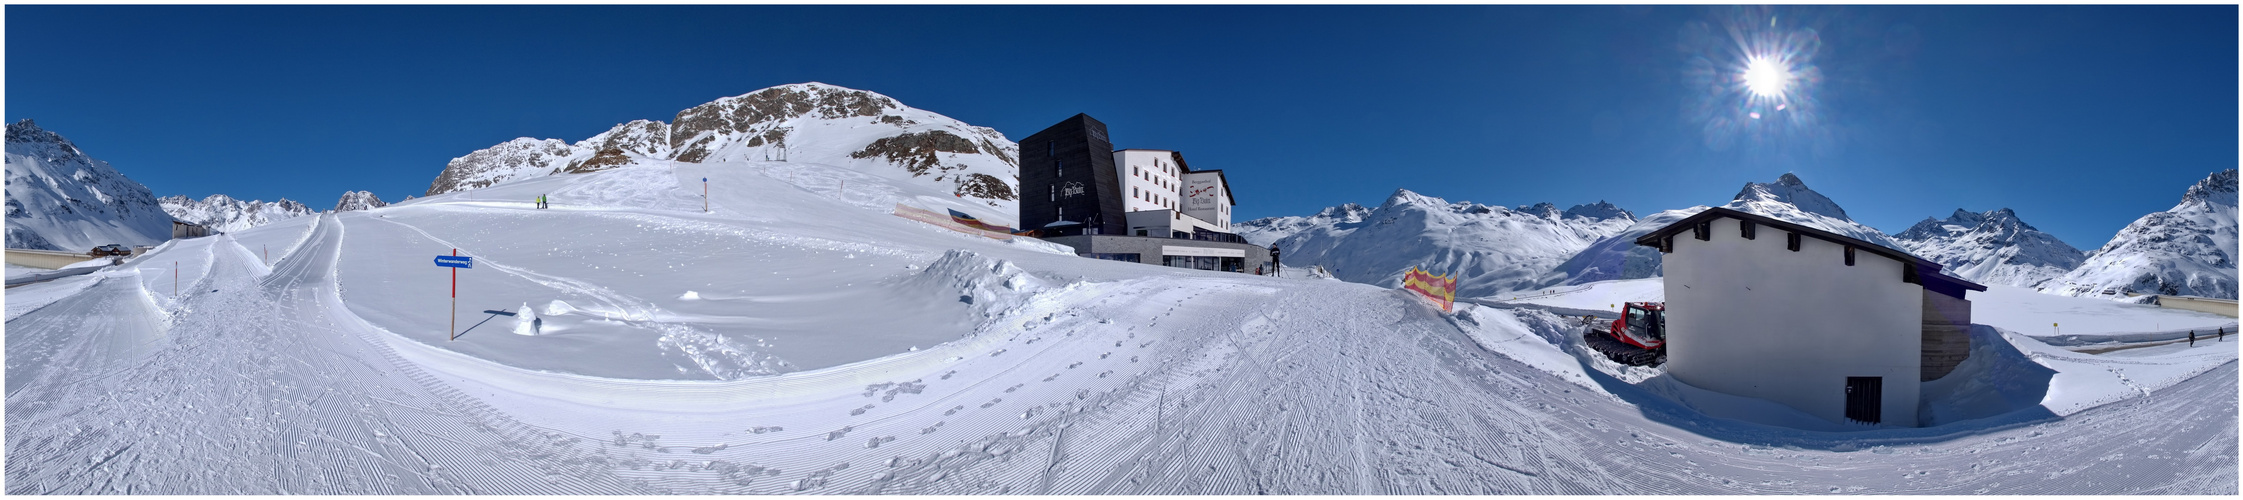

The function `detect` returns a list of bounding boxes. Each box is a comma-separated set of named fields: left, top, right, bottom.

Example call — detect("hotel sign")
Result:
left=1185, top=177, right=1219, bottom=211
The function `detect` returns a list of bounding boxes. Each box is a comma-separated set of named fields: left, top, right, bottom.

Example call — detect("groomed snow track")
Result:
left=7, top=180, right=2236, bottom=494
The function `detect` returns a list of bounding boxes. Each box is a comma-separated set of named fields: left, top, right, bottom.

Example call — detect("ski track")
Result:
left=5, top=203, right=2235, bottom=494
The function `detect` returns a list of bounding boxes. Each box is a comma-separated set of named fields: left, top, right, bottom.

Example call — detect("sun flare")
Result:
left=1742, top=56, right=1791, bottom=99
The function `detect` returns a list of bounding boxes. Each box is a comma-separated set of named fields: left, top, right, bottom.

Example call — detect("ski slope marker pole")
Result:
left=451, top=249, right=458, bottom=341
left=174, top=261, right=178, bottom=296
left=704, top=177, right=710, bottom=213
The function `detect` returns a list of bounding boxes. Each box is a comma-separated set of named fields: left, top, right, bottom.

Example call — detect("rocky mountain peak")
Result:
left=1731, top=173, right=1851, bottom=221
left=1382, top=188, right=1443, bottom=208
left=1563, top=200, right=1633, bottom=221
left=1515, top=202, right=1561, bottom=219
left=334, top=191, right=388, bottom=212
left=2180, top=168, right=2234, bottom=207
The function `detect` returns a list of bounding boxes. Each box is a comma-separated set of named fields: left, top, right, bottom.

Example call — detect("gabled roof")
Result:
left=1632, top=207, right=1986, bottom=298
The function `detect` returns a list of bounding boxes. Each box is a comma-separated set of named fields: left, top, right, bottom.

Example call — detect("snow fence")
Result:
left=1403, top=266, right=1457, bottom=312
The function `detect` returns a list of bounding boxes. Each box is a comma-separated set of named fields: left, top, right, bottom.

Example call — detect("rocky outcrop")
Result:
left=334, top=191, right=388, bottom=212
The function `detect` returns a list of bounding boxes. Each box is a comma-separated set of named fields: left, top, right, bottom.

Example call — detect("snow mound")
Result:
left=893, top=249, right=1047, bottom=320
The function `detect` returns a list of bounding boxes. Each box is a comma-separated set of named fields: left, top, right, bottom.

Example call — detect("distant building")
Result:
left=172, top=220, right=213, bottom=239
left=1634, top=207, right=1983, bottom=428
left=1017, top=114, right=1269, bottom=273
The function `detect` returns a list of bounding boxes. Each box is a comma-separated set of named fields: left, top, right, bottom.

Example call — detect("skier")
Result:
left=1270, top=245, right=1282, bottom=277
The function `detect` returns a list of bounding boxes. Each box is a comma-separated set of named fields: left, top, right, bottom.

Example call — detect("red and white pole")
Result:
left=450, top=248, right=458, bottom=341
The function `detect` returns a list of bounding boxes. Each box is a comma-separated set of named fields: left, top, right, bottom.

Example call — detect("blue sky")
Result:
left=7, top=5, right=2234, bottom=248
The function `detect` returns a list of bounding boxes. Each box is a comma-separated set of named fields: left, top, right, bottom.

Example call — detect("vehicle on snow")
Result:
left=1583, top=302, right=1666, bottom=366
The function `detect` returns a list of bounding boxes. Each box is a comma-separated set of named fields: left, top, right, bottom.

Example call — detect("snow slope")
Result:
left=1891, top=208, right=2086, bottom=288
left=424, top=83, right=1019, bottom=224
left=160, top=194, right=314, bottom=233
left=2046, top=169, right=2238, bottom=299
left=5, top=142, right=2233, bottom=494
left=3, top=119, right=174, bottom=251
left=1238, top=190, right=1634, bottom=297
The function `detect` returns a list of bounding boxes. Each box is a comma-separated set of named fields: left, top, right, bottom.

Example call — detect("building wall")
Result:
left=1663, top=217, right=1924, bottom=427
left=1921, top=291, right=1973, bottom=381
left=1040, top=234, right=1272, bottom=272
left=1181, top=171, right=1231, bottom=231
left=1113, top=150, right=1185, bottom=215
left=1017, top=115, right=1125, bottom=235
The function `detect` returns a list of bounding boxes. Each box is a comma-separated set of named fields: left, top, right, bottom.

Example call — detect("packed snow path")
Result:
left=8, top=180, right=2235, bottom=493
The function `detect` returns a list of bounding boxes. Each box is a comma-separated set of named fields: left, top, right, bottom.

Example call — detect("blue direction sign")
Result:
left=434, top=255, right=473, bottom=269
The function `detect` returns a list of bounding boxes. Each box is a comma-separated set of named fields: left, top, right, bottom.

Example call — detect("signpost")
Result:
left=703, top=177, right=709, bottom=213
left=435, top=251, right=473, bottom=341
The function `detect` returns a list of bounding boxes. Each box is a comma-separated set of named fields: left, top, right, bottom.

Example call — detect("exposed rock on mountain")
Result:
left=334, top=191, right=388, bottom=212
left=423, top=83, right=1020, bottom=211
left=4, top=119, right=173, bottom=250
left=1240, top=190, right=1636, bottom=297
left=2046, top=169, right=2238, bottom=299
left=160, top=194, right=314, bottom=233
left=1891, top=208, right=2086, bottom=288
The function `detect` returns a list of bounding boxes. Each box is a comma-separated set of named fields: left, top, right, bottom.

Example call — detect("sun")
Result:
left=1742, top=56, right=1792, bottom=99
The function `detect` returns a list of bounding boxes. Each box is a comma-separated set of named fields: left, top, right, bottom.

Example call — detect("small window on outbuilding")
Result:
left=1740, top=220, right=1756, bottom=240
left=1903, top=263, right=1920, bottom=284
left=1844, top=246, right=1856, bottom=266
left=1693, top=221, right=1710, bottom=241
left=1787, top=232, right=1800, bottom=251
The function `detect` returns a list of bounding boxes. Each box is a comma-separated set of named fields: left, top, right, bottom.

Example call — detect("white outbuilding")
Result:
left=1635, top=208, right=1984, bottom=427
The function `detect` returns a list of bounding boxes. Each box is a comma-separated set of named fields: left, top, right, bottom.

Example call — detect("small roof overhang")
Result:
left=1631, top=207, right=1987, bottom=299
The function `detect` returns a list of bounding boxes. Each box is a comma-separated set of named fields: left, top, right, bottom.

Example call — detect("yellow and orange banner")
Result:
left=1402, top=266, right=1457, bottom=312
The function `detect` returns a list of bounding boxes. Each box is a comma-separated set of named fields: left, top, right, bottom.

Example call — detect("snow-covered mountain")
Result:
left=1533, top=173, right=1906, bottom=289
left=4, top=119, right=174, bottom=251
left=2045, top=169, right=2238, bottom=299
left=1238, top=190, right=1635, bottom=297
left=424, top=83, right=1020, bottom=213
left=1891, top=208, right=2086, bottom=288
left=333, top=191, right=388, bottom=212
left=1235, top=202, right=1371, bottom=247
left=160, top=194, right=313, bottom=233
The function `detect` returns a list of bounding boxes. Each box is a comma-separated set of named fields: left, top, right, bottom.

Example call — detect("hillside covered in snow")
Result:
left=1890, top=208, right=2085, bottom=288
left=4, top=120, right=175, bottom=251
left=424, top=83, right=1020, bottom=223
left=333, top=190, right=388, bottom=212
left=6, top=145, right=2231, bottom=494
left=1236, top=190, right=1635, bottom=297
left=2046, top=169, right=2239, bottom=299
left=161, top=194, right=313, bottom=233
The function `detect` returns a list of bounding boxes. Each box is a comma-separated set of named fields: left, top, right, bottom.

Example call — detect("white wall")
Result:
left=1124, top=209, right=1223, bottom=237
left=1113, top=150, right=1184, bottom=214
left=1181, top=171, right=1231, bottom=231
left=1663, top=217, right=1923, bottom=427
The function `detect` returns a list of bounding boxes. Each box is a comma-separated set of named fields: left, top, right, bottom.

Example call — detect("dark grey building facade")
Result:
left=1017, top=114, right=1126, bottom=236
left=1016, top=113, right=1277, bottom=274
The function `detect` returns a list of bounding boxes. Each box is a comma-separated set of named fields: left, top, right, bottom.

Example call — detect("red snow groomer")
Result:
left=1583, top=302, right=1666, bottom=366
